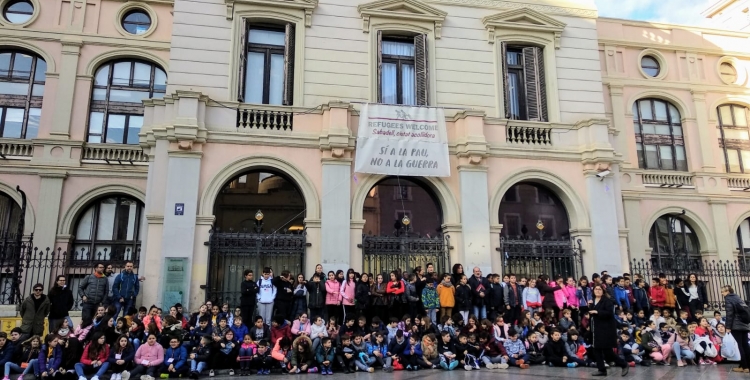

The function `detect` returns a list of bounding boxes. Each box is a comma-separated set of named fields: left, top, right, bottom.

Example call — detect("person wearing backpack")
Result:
left=722, top=285, right=750, bottom=373
left=112, top=261, right=140, bottom=319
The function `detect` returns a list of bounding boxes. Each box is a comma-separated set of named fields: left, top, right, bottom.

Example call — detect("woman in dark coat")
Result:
left=47, top=275, right=75, bottom=332
left=536, top=275, right=562, bottom=314
left=724, top=285, right=750, bottom=372
left=451, top=264, right=464, bottom=286
left=589, top=284, right=628, bottom=377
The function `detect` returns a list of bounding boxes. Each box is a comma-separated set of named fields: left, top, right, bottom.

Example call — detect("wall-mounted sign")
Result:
left=175, top=203, right=184, bottom=216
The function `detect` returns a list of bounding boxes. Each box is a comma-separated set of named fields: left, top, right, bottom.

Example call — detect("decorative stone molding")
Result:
left=114, top=1, right=159, bottom=38
left=225, top=0, right=317, bottom=26
left=426, top=0, right=597, bottom=18
left=358, top=0, right=447, bottom=38
left=637, top=48, right=669, bottom=80
left=482, top=7, right=565, bottom=47
left=717, top=56, right=747, bottom=86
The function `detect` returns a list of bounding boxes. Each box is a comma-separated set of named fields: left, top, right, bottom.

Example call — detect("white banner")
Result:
left=354, top=104, right=450, bottom=177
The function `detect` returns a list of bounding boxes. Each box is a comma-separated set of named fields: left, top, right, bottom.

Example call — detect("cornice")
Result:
left=482, top=7, right=566, bottom=47
left=0, top=29, right=171, bottom=51
left=598, top=17, right=750, bottom=38
left=226, top=0, right=318, bottom=25
left=358, top=0, right=448, bottom=38
left=424, top=0, right=597, bottom=18
left=598, top=38, right=750, bottom=59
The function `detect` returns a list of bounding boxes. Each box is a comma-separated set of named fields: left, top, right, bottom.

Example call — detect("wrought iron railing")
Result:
left=642, top=172, right=694, bottom=187
left=205, top=229, right=307, bottom=306
left=360, top=233, right=451, bottom=277
left=630, top=258, right=750, bottom=311
left=506, top=124, right=552, bottom=145
left=237, top=107, right=294, bottom=131
left=499, top=236, right=584, bottom=281
left=0, top=139, right=33, bottom=158
left=81, top=144, right=148, bottom=164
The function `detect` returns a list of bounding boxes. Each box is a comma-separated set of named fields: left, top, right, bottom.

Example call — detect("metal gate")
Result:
left=499, top=236, right=584, bottom=280
left=205, top=229, right=307, bottom=306
left=360, top=233, right=451, bottom=277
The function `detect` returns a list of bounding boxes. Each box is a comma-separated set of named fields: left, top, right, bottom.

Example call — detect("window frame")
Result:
left=717, top=104, right=750, bottom=173
left=649, top=215, right=701, bottom=270
left=87, top=59, right=165, bottom=145
left=633, top=98, right=687, bottom=171
left=72, top=195, right=143, bottom=264
left=121, top=9, right=152, bottom=35
left=244, top=24, right=287, bottom=105
left=3, top=0, right=33, bottom=24
left=505, top=47, right=528, bottom=120
left=0, top=50, right=44, bottom=139
left=640, top=55, right=660, bottom=77
left=379, top=35, right=416, bottom=106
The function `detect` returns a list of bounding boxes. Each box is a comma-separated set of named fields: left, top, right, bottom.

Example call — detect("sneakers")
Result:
left=382, top=366, right=392, bottom=373
left=567, top=363, right=578, bottom=368
left=189, top=372, right=198, bottom=379
left=79, top=377, right=87, bottom=380
left=485, top=363, right=495, bottom=369
left=448, top=361, right=458, bottom=370
left=140, top=376, right=154, bottom=380
left=228, top=369, right=235, bottom=376
left=160, top=375, right=169, bottom=379
left=367, top=368, right=374, bottom=373
left=256, top=371, right=263, bottom=376
left=516, top=359, right=525, bottom=366
left=263, top=369, right=271, bottom=375
left=464, top=364, right=472, bottom=371
left=122, top=372, right=130, bottom=380
left=497, top=363, right=509, bottom=369
left=208, top=370, right=214, bottom=378
left=92, top=376, right=99, bottom=380
left=308, top=367, right=318, bottom=373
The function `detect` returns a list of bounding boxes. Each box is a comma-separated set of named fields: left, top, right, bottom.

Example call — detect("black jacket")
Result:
left=543, top=338, right=567, bottom=362
left=240, top=280, right=259, bottom=307
left=455, top=284, right=472, bottom=311
left=725, top=293, right=750, bottom=331
left=467, top=276, right=490, bottom=307
left=591, top=296, right=618, bottom=349
left=682, top=282, right=708, bottom=306
left=354, top=281, right=371, bottom=311
left=488, top=283, right=504, bottom=311
left=537, top=281, right=562, bottom=310
left=306, top=281, right=326, bottom=309
left=47, top=286, right=75, bottom=319
left=386, top=338, right=407, bottom=357
left=273, top=277, right=293, bottom=303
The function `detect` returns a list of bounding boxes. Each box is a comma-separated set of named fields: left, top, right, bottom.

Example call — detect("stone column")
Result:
left=608, top=84, right=631, bottom=165
left=49, top=38, right=82, bottom=139
left=586, top=173, right=624, bottom=274
left=35, top=171, right=66, bottom=249
left=458, top=166, right=492, bottom=274
left=321, top=159, right=351, bottom=274
left=622, top=197, right=646, bottom=262
left=709, top=200, right=732, bottom=261
left=691, top=90, right=716, bottom=172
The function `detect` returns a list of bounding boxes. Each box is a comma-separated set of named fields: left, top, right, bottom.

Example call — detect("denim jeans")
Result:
left=426, top=309, right=437, bottom=324
left=508, top=355, right=530, bottom=366
left=472, top=306, right=487, bottom=320
left=74, top=362, right=110, bottom=378
left=481, top=355, right=506, bottom=366
left=672, top=342, right=696, bottom=362
left=115, top=297, right=136, bottom=319
left=130, top=338, right=141, bottom=351
left=190, top=361, right=207, bottom=373
left=5, top=361, right=33, bottom=376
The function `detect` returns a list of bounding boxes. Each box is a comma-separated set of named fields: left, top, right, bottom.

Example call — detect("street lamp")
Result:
left=254, top=209, right=264, bottom=233
left=536, top=219, right=545, bottom=240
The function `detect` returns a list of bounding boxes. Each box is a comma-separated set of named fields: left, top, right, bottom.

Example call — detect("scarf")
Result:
left=440, top=280, right=452, bottom=288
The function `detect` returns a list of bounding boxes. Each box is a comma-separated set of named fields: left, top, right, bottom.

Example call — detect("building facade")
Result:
left=0, top=0, right=746, bottom=310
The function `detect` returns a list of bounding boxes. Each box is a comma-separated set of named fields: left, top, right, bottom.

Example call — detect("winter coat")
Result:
left=290, top=336, right=314, bottom=368
left=291, top=284, right=308, bottom=319
left=135, top=342, right=165, bottom=366
left=543, top=338, right=567, bottom=361
left=488, top=283, right=504, bottom=311
left=340, top=280, right=356, bottom=306
left=632, top=285, right=649, bottom=311
left=675, top=287, right=690, bottom=310
left=576, top=286, right=592, bottom=307
left=315, top=345, right=335, bottom=363
left=271, top=321, right=292, bottom=343
left=436, top=282, right=454, bottom=308
left=468, top=275, right=490, bottom=307
left=20, top=294, right=50, bottom=335
left=454, top=284, right=472, bottom=311
left=422, top=286, right=439, bottom=309
left=305, top=281, right=326, bottom=309
left=248, top=325, right=271, bottom=342
left=664, top=287, right=676, bottom=309
left=325, top=280, right=341, bottom=305
left=403, top=342, right=423, bottom=356
left=725, top=293, right=750, bottom=331
left=240, top=280, right=259, bottom=307
left=613, top=286, right=631, bottom=310
left=107, top=344, right=135, bottom=365
left=354, top=281, right=371, bottom=311
left=112, top=271, right=140, bottom=299
left=47, top=286, right=75, bottom=319
left=37, top=344, right=62, bottom=372
left=164, top=345, right=188, bottom=370
left=590, top=296, right=618, bottom=349
left=291, top=320, right=311, bottom=336
left=271, top=338, right=290, bottom=362
left=78, top=273, right=109, bottom=305
left=231, top=325, right=248, bottom=343
left=81, top=343, right=110, bottom=365
left=371, top=283, right=389, bottom=307
left=504, top=283, right=523, bottom=308
left=552, top=283, right=567, bottom=309
left=537, top=281, right=562, bottom=310
left=649, top=286, right=666, bottom=307
left=563, top=285, right=578, bottom=308
left=684, top=282, right=708, bottom=306
left=273, top=277, right=294, bottom=304
left=386, top=280, right=405, bottom=304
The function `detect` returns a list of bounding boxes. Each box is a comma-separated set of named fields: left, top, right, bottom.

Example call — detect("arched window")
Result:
left=73, top=196, right=143, bottom=264
left=0, top=50, right=45, bottom=139
left=633, top=98, right=687, bottom=171
left=0, top=191, right=20, bottom=235
left=649, top=215, right=700, bottom=270
left=87, top=60, right=166, bottom=144
left=717, top=104, right=750, bottom=173
left=737, top=218, right=750, bottom=269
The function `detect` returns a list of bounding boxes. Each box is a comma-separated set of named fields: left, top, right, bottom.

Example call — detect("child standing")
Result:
left=455, top=275, right=472, bottom=325
left=437, top=274, right=455, bottom=320
left=422, top=280, right=440, bottom=324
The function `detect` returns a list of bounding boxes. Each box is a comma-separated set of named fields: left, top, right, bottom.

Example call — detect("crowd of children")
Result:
left=1, top=264, right=744, bottom=380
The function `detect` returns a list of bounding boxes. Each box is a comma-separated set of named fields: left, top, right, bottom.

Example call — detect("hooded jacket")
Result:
left=257, top=276, right=277, bottom=304
left=112, top=271, right=140, bottom=299
left=78, top=272, right=109, bottom=305
left=306, top=280, right=326, bottom=309
left=20, top=294, right=50, bottom=335
left=290, top=336, right=314, bottom=368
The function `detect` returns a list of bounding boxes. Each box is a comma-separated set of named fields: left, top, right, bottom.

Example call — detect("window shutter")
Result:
left=377, top=30, right=382, bottom=103
left=501, top=42, right=509, bottom=119
left=283, top=23, right=296, bottom=106
left=522, top=47, right=547, bottom=122
left=414, top=34, right=428, bottom=106
left=237, top=19, right=248, bottom=102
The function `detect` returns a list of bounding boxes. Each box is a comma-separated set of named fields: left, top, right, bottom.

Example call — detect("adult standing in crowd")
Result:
left=113, top=261, right=140, bottom=318
left=273, top=270, right=294, bottom=320
left=468, top=267, right=489, bottom=320
left=105, top=264, right=116, bottom=306
left=450, top=264, right=464, bottom=285
left=47, top=275, right=74, bottom=332
left=589, top=284, right=628, bottom=377
left=723, top=285, right=750, bottom=373
left=240, top=269, right=258, bottom=324
left=79, top=262, right=109, bottom=322
left=19, top=283, right=49, bottom=340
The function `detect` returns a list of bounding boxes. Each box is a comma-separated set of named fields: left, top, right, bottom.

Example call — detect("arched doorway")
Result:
left=360, top=177, right=450, bottom=276
left=649, top=214, right=701, bottom=273
left=207, top=169, right=307, bottom=305
left=498, top=182, right=582, bottom=279
left=737, top=217, right=750, bottom=270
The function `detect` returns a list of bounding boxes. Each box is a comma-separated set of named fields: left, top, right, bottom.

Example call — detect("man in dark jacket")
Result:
left=47, top=275, right=75, bottom=332
left=273, top=271, right=294, bottom=320
left=113, top=261, right=140, bottom=318
left=723, top=285, right=750, bottom=372
left=19, top=283, right=50, bottom=339
left=467, top=267, right=490, bottom=320
left=306, top=273, right=326, bottom=321
left=78, top=262, right=109, bottom=322
left=240, top=269, right=259, bottom=325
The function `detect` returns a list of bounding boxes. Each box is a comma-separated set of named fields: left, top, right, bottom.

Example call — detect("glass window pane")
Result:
left=269, top=54, right=284, bottom=105
left=33, top=59, right=45, bottom=82
left=381, top=62, right=397, bottom=104
left=75, top=207, right=95, bottom=240
left=248, top=29, right=285, bottom=46
left=675, top=146, right=687, bottom=171
left=152, top=91, right=164, bottom=99
left=742, top=150, right=750, bottom=173
left=11, top=54, right=32, bottom=79
left=154, top=68, right=166, bottom=92
left=655, top=124, right=671, bottom=135
left=126, top=115, right=143, bottom=145
left=244, top=52, right=264, bottom=104
left=639, top=100, right=653, bottom=120
left=636, top=143, right=645, bottom=168
left=31, top=84, right=43, bottom=97
left=673, top=126, right=683, bottom=136
left=660, top=146, right=674, bottom=170
left=506, top=51, right=521, bottom=66
left=720, top=106, right=734, bottom=126
left=642, top=122, right=655, bottom=134
left=633, top=103, right=639, bottom=121
left=669, top=104, right=681, bottom=123
left=734, top=106, right=748, bottom=127
left=96, top=198, right=117, bottom=240
left=382, top=40, right=414, bottom=57
left=0, top=82, right=29, bottom=95
left=645, top=145, right=658, bottom=169
left=112, top=62, right=131, bottom=86
left=725, top=129, right=749, bottom=140
left=106, top=114, right=126, bottom=144
left=508, top=72, right=521, bottom=119
left=654, top=101, right=668, bottom=121
left=25, top=107, right=39, bottom=139
left=92, top=88, right=107, bottom=101
left=119, top=199, right=139, bottom=240
left=2, top=108, right=23, bottom=138
left=88, top=135, right=101, bottom=143
left=729, top=150, right=742, bottom=172
left=133, top=63, right=151, bottom=88
left=401, top=63, right=415, bottom=105
left=94, top=65, right=110, bottom=86
left=109, top=89, right=150, bottom=103
left=634, top=119, right=641, bottom=133
left=0, top=53, right=10, bottom=77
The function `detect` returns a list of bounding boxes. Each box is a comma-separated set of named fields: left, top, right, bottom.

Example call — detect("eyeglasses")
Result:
left=33, top=289, right=42, bottom=292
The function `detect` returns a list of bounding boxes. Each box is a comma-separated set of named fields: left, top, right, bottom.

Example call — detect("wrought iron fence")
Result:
left=0, top=245, right=141, bottom=309
left=499, top=237, right=584, bottom=281
left=630, top=258, right=750, bottom=311
left=205, top=229, right=307, bottom=307
left=360, top=233, right=451, bottom=278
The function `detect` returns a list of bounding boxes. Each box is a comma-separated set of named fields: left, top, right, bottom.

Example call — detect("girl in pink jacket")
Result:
left=340, top=270, right=357, bottom=318
left=551, top=277, right=567, bottom=312
left=131, top=334, right=164, bottom=378
left=563, top=277, right=580, bottom=321
left=325, top=272, right=342, bottom=323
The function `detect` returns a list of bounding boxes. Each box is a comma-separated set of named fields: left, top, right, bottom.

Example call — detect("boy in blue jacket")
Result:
left=161, top=337, right=189, bottom=378
left=231, top=317, right=248, bottom=344
left=315, top=338, right=335, bottom=375
left=366, top=332, right=388, bottom=369
left=402, top=335, right=423, bottom=371
left=614, top=277, right=631, bottom=310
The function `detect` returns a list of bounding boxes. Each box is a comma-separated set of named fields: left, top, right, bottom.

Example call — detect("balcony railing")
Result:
left=0, top=139, right=33, bottom=159
left=81, top=144, right=148, bottom=164
left=728, top=176, right=750, bottom=190
left=506, top=124, right=552, bottom=145
left=237, top=107, right=294, bottom=131
left=642, top=172, right=694, bottom=187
